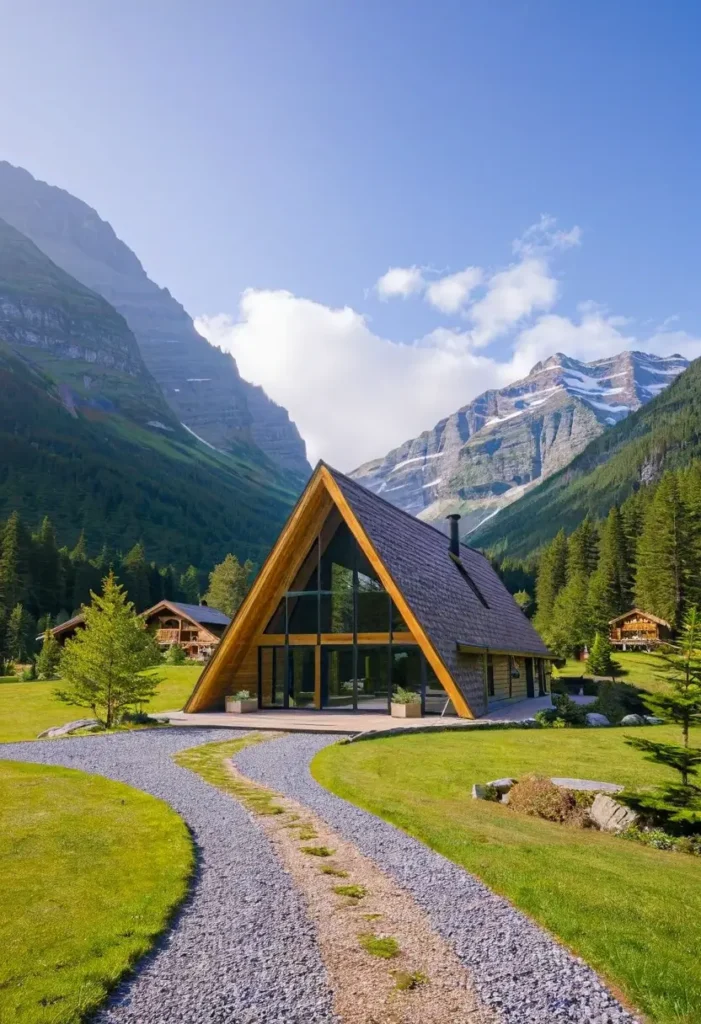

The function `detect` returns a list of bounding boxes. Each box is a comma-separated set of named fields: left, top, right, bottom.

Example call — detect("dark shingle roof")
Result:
left=170, top=602, right=231, bottom=627
left=327, top=464, right=549, bottom=659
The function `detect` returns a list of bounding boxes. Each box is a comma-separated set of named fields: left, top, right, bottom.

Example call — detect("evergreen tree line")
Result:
left=531, top=463, right=701, bottom=658
left=0, top=510, right=254, bottom=667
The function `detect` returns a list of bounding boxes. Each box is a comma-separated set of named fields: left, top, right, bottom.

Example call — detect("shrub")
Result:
left=227, top=690, right=252, bottom=701
left=590, top=682, right=647, bottom=724
left=535, top=693, right=587, bottom=727
left=622, top=825, right=701, bottom=856
left=20, top=663, right=37, bottom=681
left=165, top=644, right=187, bottom=665
left=391, top=687, right=421, bottom=705
left=508, top=775, right=590, bottom=825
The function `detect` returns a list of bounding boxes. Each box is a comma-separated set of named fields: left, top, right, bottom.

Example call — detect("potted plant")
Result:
left=225, top=690, right=258, bottom=714
left=390, top=687, right=422, bottom=718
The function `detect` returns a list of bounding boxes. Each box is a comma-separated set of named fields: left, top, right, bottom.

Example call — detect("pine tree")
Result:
left=588, top=507, right=629, bottom=634
left=31, top=516, right=60, bottom=617
left=203, top=553, right=254, bottom=618
left=179, top=565, right=200, bottom=604
left=120, top=542, right=151, bottom=611
left=546, top=570, right=591, bottom=658
left=587, top=631, right=616, bottom=678
left=0, top=512, right=30, bottom=611
left=36, top=628, right=61, bottom=680
left=6, top=603, right=35, bottom=663
left=513, top=590, right=533, bottom=616
left=56, top=572, right=161, bottom=727
left=567, top=517, right=599, bottom=578
left=534, top=529, right=568, bottom=632
left=635, top=473, right=688, bottom=627
left=622, top=606, right=701, bottom=831
left=679, top=463, right=701, bottom=611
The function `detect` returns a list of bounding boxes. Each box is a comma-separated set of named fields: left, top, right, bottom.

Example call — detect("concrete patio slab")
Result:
left=158, top=695, right=555, bottom=735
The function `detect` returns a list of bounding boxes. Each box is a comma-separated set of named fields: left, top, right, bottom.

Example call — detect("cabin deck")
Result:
left=159, top=695, right=558, bottom=734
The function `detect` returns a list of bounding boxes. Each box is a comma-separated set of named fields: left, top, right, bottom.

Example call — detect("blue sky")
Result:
left=2, top=1, right=701, bottom=466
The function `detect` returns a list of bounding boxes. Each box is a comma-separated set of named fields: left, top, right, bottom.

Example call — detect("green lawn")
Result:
left=0, top=760, right=193, bottom=1023
left=312, top=727, right=701, bottom=1024
left=0, top=665, right=201, bottom=743
left=554, top=651, right=669, bottom=693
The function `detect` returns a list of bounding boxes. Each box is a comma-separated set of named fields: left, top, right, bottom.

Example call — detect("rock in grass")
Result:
left=485, top=778, right=515, bottom=794
left=589, top=794, right=638, bottom=832
left=585, top=712, right=610, bottom=727
left=38, top=718, right=98, bottom=738
left=620, top=714, right=647, bottom=726
left=644, top=716, right=665, bottom=725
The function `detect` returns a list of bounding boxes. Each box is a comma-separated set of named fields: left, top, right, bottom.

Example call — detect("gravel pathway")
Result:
left=0, top=729, right=338, bottom=1024
left=235, top=733, right=639, bottom=1024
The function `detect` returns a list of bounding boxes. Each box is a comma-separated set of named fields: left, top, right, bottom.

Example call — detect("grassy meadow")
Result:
left=0, top=664, right=201, bottom=743
left=313, top=726, right=701, bottom=1023
left=554, top=650, right=669, bottom=693
left=0, top=760, right=193, bottom=1024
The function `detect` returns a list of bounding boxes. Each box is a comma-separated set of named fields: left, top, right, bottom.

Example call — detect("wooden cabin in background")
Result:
left=609, top=609, right=672, bottom=650
left=48, top=600, right=230, bottom=661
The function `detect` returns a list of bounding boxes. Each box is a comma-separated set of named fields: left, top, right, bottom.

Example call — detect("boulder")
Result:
left=485, top=778, right=515, bottom=794
left=586, top=712, right=610, bottom=727
left=550, top=777, right=622, bottom=793
left=38, top=718, right=98, bottom=739
left=645, top=716, right=665, bottom=725
left=620, top=714, right=647, bottom=726
left=589, top=793, right=638, bottom=833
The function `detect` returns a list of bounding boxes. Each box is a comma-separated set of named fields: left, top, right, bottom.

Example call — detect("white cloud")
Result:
left=513, top=214, right=582, bottom=257
left=195, top=216, right=700, bottom=471
left=467, top=258, right=558, bottom=347
left=425, top=266, right=483, bottom=314
left=375, top=265, right=424, bottom=299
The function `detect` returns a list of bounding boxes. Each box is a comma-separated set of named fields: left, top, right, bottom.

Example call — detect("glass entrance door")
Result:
left=259, top=647, right=286, bottom=708
left=260, top=645, right=316, bottom=708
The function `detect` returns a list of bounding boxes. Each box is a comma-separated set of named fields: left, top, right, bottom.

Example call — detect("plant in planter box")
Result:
left=390, top=687, right=422, bottom=718
left=225, top=689, right=258, bottom=713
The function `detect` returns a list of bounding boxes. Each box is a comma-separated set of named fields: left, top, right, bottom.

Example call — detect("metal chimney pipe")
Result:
left=447, top=513, right=461, bottom=558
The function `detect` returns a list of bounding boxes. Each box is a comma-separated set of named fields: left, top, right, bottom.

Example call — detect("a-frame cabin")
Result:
left=185, top=463, right=551, bottom=719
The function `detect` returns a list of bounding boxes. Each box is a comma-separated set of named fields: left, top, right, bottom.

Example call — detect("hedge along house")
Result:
left=185, top=463, right=551, bottom=719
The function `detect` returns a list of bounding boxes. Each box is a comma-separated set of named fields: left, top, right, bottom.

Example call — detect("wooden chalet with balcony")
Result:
left=148, top=601, right=231, bottom=660
left=608, top=609, right=672, bottom=650
left=48, top=600, right=230, bottom=661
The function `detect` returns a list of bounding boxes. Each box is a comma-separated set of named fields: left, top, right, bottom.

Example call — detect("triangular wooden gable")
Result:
left=185, top=464, right=472, bottom=716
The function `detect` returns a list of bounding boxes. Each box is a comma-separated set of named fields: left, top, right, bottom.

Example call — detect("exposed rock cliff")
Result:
left=0, top=216, right=177, bottom=426
left=0, top=161, right=310, bottom=478
left=351, top=351, right=689, bottom=535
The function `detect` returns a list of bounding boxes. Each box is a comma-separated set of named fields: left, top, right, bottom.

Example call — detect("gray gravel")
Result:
left=1, top=729, right=338, bottom=1024
left=236, top=733, right=639, bottom=1024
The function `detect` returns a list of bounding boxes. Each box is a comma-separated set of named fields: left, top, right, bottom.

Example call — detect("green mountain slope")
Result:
left=472, top=355, right=701, bottom=558
left=0, top=219, right=300, bottom=566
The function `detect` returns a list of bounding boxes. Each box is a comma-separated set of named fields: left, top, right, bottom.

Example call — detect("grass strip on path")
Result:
left=0, top=760, right=193, bottom=1024
left=312, top=726, right=701, bottom=1024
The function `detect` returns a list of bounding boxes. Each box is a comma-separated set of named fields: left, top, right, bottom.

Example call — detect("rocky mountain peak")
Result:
left=350, top=349, right=689, bottom=535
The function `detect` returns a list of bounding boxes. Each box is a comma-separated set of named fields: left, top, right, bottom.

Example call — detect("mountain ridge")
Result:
left=471, top=354, right=701, bottom=558
left=0, top=161, right=311, bottom=478
left=350, top=349, right=688, bottom=533
left=0, top=216, right=300, bottom=567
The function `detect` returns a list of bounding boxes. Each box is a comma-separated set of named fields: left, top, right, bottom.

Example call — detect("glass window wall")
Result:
left=356, top=645, right=390, bottom=709
left=321, top=646, right=356, bottom=709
